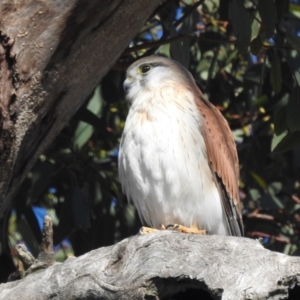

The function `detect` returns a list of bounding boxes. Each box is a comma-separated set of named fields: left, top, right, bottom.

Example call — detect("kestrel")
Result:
left=118, top=56, right=243, bottom=236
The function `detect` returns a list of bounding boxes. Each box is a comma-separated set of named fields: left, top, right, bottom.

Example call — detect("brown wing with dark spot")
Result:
left=194, top=88, right=244, bottom=236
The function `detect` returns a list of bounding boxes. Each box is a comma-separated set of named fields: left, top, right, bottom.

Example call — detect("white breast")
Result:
left=118, top=86, right=229, bottom=235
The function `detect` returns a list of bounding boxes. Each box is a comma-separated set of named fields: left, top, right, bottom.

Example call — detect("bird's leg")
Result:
left=139, top=224, right=166, bottom=235
left=166, top=223, right=206, bottom=235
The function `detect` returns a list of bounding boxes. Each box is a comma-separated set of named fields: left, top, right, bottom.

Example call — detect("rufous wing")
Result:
left=194, top=88, right=244, bottom=236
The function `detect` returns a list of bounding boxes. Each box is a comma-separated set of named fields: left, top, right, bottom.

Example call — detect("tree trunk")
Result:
left=0, top=0, right=162, bottom=215
left=0, top=232, right=299, bottom=299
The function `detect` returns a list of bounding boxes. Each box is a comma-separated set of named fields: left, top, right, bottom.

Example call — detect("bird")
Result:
left=118, top=56, right=243, bottom=236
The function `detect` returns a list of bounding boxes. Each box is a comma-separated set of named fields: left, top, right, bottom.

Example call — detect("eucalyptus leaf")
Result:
left=257, top=0, right=277, bottom=38
left=270, top=51, right=282, bottom=94
left=268, top=182, right=283, bottom=195
left=251, top=11, right=260, bottom=39
left=250, top=171, right=267, bottom=190
left=271, top=132, right=286, bottom=151
left=225, top=49, right=238, bottom=65
left=87, top=86, right=103, bottom=116
left=73, top=122, right=94, bottom=150
left=73, top=87, right=102, bottom=149
left=253, top=94, right=268, bottom=107
left=249, top=188, right=261, bottom=201
left=272, top=130, right=300, bottom=153
left=229, top=0, right=251, bottom=55
left=274, top=105, right=288, bottom=135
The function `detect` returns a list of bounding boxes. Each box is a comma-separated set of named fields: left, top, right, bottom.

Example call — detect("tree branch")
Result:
left=1, top=232, right=300, bottom=299
left=0, top=0, right=163, bottom=215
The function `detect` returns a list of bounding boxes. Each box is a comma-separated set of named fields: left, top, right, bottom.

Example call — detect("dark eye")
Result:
left=140, top=64, right=152, bottom=74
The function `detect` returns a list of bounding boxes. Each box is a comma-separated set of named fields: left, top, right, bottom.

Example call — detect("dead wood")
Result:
left=1, top=231, right=300, bottom=300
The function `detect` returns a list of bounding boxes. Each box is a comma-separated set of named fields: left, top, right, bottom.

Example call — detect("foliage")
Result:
left=1, top=0, right=300, bottom=282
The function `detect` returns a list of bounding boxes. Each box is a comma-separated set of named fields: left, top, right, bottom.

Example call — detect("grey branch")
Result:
left=1, top=232, right=300, bottom=299
left=14, top=244, right=35, bottom=270
left=26, top=216, right=56, bottom=276
left=7, top=216, right=56, bottom=281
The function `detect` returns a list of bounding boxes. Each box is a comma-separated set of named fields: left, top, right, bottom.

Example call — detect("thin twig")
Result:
left=238, top=0, right=262, bottom=25
left=123, top=34, right=294, bottom=55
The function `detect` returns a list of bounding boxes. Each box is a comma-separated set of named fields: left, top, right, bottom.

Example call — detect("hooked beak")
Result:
left=123, top=77, right=133, bottom=93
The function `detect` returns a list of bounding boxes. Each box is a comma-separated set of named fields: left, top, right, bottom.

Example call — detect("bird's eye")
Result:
left=140, top=64, right=152, bottom=74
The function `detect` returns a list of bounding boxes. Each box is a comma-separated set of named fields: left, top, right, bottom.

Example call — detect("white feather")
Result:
left=119, top=62, right=229, bottom=235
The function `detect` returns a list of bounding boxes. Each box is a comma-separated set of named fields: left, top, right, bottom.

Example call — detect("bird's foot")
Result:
left=139, top=224, right=166, bottom=235
left=166, top=224, right=206, bottom=235
left=139, top=227, right=158, bottom=234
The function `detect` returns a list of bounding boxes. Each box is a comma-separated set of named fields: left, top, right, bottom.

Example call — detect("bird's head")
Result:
left=123, top=56, right=195, bottom=103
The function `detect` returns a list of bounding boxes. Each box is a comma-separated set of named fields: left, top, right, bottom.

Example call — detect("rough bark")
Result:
left=0, top=0, right=162, bottom=215
left=1, top=232, right=300, bottom=300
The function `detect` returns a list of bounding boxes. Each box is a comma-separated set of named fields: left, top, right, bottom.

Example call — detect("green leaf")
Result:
left=73, top=87, right=102, bottom=149
left=202, top=0, right=218, bottom=13
left=249, top=188, right=261, bottom=201
left=157, top=43, right=170, bottom=57
left=87, top=86, right=103, bottom=116
left=257, top=0, right=277, bottom=38
left=225, top=49, right=238, bottom=65
left=272, top=130, right=300, bottom=153
left=250, top=171, right=267, bottom=190
left=232, top=129, right=244, bottom=143
left=197, top=58, right=210, bottom=73
left=271, top=131, right=286, bottom=151
left=274, top=105, right=288, bottom=135
left=73, top=122, right=94, bottom=150
left=290, top=3, right=300, bottom=18
left=287, top=85, right=300, bottom=132
left=268, top=182, right=283, bottom=195
left=270, top=51, right=282, bottom=94
left=260, top=183, right=285, bottom=210
left=253, top=94, right=268, bottom=107
left=251, top=11, right=260, bottom=39
left=229, top=0, right=251, bottom=55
